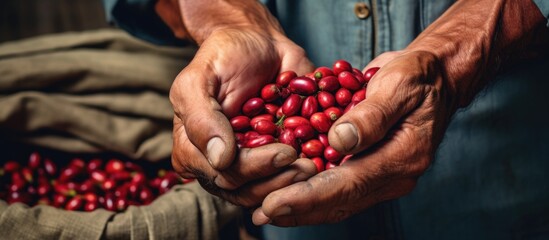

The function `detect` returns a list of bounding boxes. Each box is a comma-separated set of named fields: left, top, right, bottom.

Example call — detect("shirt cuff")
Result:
left=533, top=0, right=549, bottom=28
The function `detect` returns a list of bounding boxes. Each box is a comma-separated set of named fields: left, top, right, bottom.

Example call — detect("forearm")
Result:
left=406, top=0, right=549, bottom=108
left=155, top=0, right=284, bottom=44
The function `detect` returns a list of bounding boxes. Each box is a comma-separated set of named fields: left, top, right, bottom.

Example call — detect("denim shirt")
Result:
left=263, top=0, right=454, bottom=67
left=103, top=0, right=548, bottom=67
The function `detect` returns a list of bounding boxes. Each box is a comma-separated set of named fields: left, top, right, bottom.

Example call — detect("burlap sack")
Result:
left=0, top=29, right=240, bottom=240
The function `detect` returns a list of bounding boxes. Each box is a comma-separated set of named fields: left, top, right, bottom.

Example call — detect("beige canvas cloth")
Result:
left=0, top=29, right=240, bottom=239
left=0, top=29, right=188, bottom=161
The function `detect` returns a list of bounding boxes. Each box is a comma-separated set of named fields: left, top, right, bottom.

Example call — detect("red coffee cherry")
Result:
left=301, top=96, right=319, bottom=119
left=230, top=115, right=251, bottom=131
left=282, top=94, right=303, bottom=117
left=363, top=67, right=380, bottom=82
left=242, top=98, right=265, bottom=117
left=318, top=76, right=340, bottom=92
left=333, top=59, right=353, bottom=75
left=313, top=66, right=335, bottom=80
left=301, top=139, right=325, bottom=158
left=338, top=71, right=362, bottom=91
left=317, top=91, right=336, bottom=109
left=276, top=71, right=297, bottom=87
left=310, top=112, right=332, bottom=133
left=261, top=83, right=280, bottom=102
left=288, top=77, right=317, bottom=95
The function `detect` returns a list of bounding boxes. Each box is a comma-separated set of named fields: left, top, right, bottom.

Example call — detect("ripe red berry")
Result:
left=294, top=124, right=315, bottom=141
left=87, top=158, right=103, bottom=173
left=313, top=67, right=335, bottom=80
left=363, top=67, right=380, bottom=82
left=105, top=159, right=125, bottom=174
left=28, top=152, right=41, bottom=169
left=324, top=146, right=343, bottom=163
left=288, top=77, right=317, bottom=95
left=279, top=129, right=299, bottom=150
left=318, top=76, right=340, bottom=92
left=283, top=116, right=310, bottom=129
left=301, top=139, right=325, bottom=158
left=230, top=116, right=251, bottom=131
left=333, top=60, right=353, bottom=75
left=282, top=94, right=303, bottom=117
left=311, top=157, right=325, bottom=173
left=244, top=135, right=276, bottom=148
left=252, top=120, right=277, bottom=135
left=250, top=114, right=274, bottom=127
left=323, top=107, right=343, bottom=121
left=261, top=83, right=280, bottom=102
left=352, top=88, right=366, bottom=102
left=276, top=71, right=297, bottom=87
left=335, top=88, right=352, bottom=107
left=242, top=98, right=265, bottom=117
left=317, top=91, right=336, bottom=109
left=301, top=96, right=319, bottom=119
left=310, top=112, right=332, bottom=133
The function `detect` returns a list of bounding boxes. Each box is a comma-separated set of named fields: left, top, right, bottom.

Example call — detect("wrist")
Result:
left=406, top=0, right=549, bottom=109
left=157, top=0, right=284, bottom=45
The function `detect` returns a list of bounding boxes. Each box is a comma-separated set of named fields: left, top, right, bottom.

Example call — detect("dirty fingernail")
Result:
left=334, top=123, right=358, bottom=151
left=273, top=152, right=292, bottom=168
left=207, top=137, right=225, bottom=168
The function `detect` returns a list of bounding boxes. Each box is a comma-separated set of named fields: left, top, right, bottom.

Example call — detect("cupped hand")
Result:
left=169, top=26, right=315, bottom=207
left=252, top=50, right=458, bottom=226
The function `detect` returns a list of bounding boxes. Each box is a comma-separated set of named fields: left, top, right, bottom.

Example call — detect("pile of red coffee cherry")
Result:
left=0, top=152, right=191, bottom=212
left=231, top=60, right=379, bottom=172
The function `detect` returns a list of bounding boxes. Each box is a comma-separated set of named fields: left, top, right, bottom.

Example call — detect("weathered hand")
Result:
left=168, top=1, right=316, bottom=207
left=251, top=0, right=549, bottom=226
left=252, top=50, right=454, bottom=226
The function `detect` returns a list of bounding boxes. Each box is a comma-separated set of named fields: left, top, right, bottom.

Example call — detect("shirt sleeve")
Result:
left=101, top=0, right=186, bottom=46
left=533, top=0, right=549, bottom=27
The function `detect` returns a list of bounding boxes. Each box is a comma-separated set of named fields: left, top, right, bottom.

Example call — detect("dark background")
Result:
left=0, top=0, right=110, bottom=43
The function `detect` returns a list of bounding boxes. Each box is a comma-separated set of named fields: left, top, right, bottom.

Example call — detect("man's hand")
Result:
left=251, top=0, right=549, bottom=226
left=165, top=0, right=316, bottom=207
left=252, top=50, right=452, bottom=226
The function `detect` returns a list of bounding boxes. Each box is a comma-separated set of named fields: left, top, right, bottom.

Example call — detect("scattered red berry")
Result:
left=1, top=151, right=190, bottom=212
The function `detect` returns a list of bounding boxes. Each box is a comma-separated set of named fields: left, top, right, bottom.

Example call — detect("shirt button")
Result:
left=354, top=2, right=370, bottom=19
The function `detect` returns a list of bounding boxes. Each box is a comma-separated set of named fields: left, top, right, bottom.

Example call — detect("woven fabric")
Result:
left=0, top=29, right=240, bottom=239
left=0, top=29, right=195, bottom=162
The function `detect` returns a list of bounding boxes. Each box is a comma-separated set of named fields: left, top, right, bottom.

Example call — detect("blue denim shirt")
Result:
left=103, top=0, right=548, bottom=66
left=103, top=1, right=549, bottom=239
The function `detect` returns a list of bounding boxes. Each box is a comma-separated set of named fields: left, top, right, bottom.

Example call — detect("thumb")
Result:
left=328, top=64, right=424, bottom=154
left=170, top=66, right=236, bottom=170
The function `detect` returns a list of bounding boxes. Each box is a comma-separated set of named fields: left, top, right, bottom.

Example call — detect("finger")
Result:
left=255, top=165, right=366, bottom=224
left=171, top=116, right=222, bottom=193
left=256, top=178, right=417, bottom=227
left=225, top=158, right=317, bottom=208
left=214, top=143, right=298, bottom=190
left=256, top=118, right=431, bottom=225
left=361, top=51, right=403, bottom=73
left=277, top=41, right=315, bottom=75
left=328, top=55, right=430, bottom=154
left=170, top=64, right=236, bottom=170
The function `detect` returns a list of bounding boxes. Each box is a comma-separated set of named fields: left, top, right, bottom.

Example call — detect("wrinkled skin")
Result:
left=169, top=26, right=316, bottom=207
